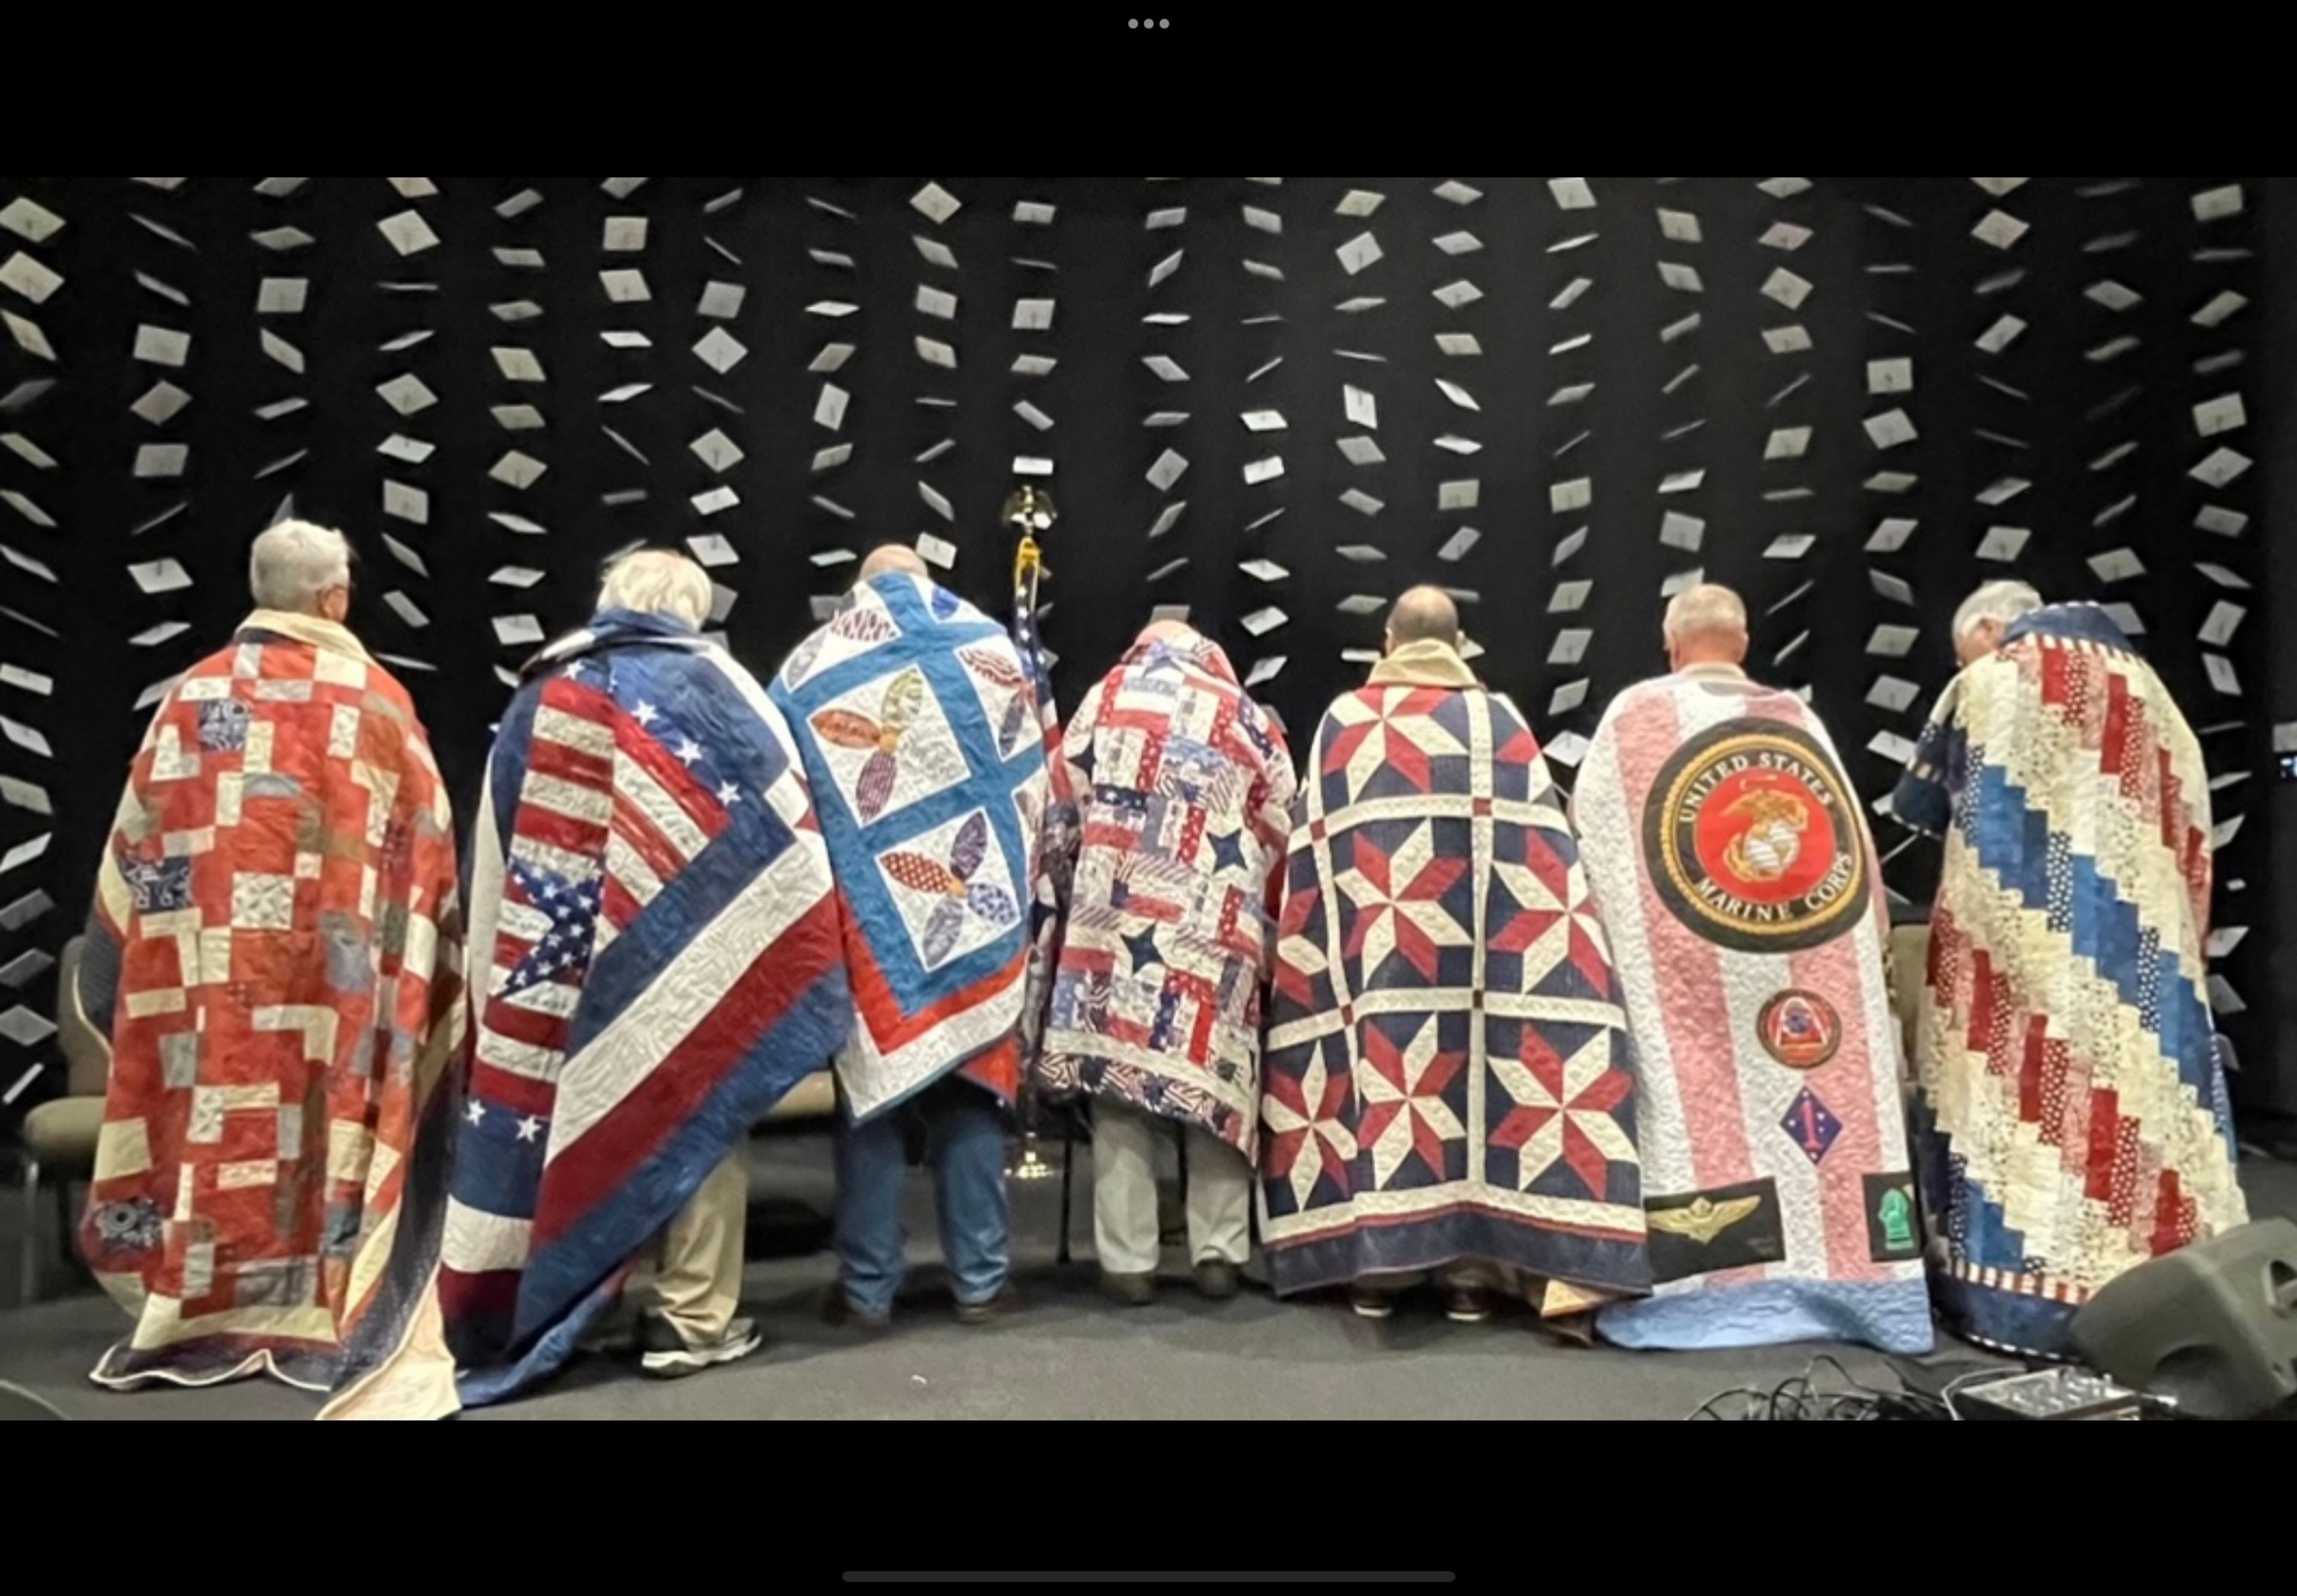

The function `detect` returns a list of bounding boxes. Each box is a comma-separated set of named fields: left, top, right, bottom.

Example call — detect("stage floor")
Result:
left=2, top=1135, right=2289, bottom=1421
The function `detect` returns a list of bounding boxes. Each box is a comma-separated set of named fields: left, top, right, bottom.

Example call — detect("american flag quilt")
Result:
left=1256, top=684, right=1651, bottom=1305
left=1574, top=669, right=1933, bottom=1354
left=440, top=610, right=851, bottom=1405
left=773, top=573, right=1050, bottom=1123
left=1036, top=633, right=1296, bottom=1156
left=77, top=611, right=467, bottom=1419
left=1891, top=604, right=2246, bottom=1358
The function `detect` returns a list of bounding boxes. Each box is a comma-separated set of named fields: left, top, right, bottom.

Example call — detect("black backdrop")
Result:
left=0, top=174, right=2280, bottom=1126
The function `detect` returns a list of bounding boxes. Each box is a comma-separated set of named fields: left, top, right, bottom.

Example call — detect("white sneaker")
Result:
left=639, top=1315, right=763, bottom=1379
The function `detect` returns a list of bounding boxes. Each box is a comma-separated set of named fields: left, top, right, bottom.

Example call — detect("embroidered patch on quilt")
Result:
left=1863, top=1172, right=1923, bottom=1261
left=1644, top=1177, right=1785, bottom=1281
left=1640, top=717, right=1868, bottom=953
left=1756, top=989, right=1842, bottom=1070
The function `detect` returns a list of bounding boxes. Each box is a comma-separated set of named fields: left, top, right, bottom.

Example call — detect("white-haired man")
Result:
left=1893, top=584, right=2245, bottom=1357
left=77, top=520, right=470, bottom=1418
left=441, top=549, right=852, bottom=1403
left=1949, top=579, right=2044, bottom=668
left=1569, top=584, right=1933, bottom=1354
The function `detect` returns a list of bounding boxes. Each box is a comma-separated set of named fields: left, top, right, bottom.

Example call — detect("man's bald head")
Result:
left=858, top=544, right=928, bottom=582
left=1384, top=586, right=1460, bottom=654
left=1662, top=583, right=1748, bottom=671
left=1136, top=618, right=1197, bottom=648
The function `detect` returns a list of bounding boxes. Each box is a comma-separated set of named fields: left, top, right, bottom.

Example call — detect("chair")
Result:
left=17, top=937, right=107, bottom=1305
left=763, top=1071, right=836, bottom=1123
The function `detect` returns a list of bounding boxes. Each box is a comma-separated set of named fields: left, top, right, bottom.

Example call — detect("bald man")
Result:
left=1257, top=588, right=1652, bottom=1334
left=858, top=544, right=929, bottom=581
left=1383, top=584, right=1461, bottom=656
left=772, top=547, right=1051, bottom=1328
left=1037, top=614, right=1296, bottom=1306
left=1570, top=584, right=1932, bottom=1354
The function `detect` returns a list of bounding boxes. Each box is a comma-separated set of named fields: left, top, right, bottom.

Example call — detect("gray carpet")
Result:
left=2, top=1132, right=2288, bottom=1421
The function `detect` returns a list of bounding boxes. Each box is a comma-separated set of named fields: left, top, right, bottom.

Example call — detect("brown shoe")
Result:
left=1100, top=1268, right=1157, bottom=1306
left=953, top=1284, right=1020, bottom=1325
left=1193, top=1260, right=1240, bottom=1300
left=1350, top=1287, right=1394, bottom=1320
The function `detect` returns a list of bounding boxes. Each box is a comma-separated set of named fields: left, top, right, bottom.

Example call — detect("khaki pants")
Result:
left=1092, top=1101, right=1250, bottom=1275
left=620, top=1151, right=748, bottom=1346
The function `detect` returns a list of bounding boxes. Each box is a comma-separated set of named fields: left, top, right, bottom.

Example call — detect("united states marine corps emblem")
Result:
left=1642, top=718, right=1869, bottom=953
left=1757, top=989, right=1842, bottom=1070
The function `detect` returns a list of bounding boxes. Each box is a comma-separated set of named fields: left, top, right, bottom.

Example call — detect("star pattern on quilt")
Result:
left=1320, top=686, right=1467, bottom=802
left=503, top=858, right=604, bottom=995
left=882, top=811, right=1020, bottom=968
left=1489, top=824, right=1613, bottom=990
left=1208, top=826, right=1250, bottom=875
left=1272, top=878, right=1328, bottom=1007
left=1262, top=1044, right=1357, bottom=1208
left=1489, top=1025, right=1635, bottom=1196
left=1336, top=820, right=1470, bottom=980
left=1358, top=1015, right=1467, bottom=1186
left=1122, top=924, right=1165, bottom=974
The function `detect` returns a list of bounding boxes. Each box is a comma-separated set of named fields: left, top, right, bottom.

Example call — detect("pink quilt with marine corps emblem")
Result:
left=1570, top=668, right=1932, bottom=1354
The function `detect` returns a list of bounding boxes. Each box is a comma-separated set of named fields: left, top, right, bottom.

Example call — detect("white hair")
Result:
left=248, top=519, right=352, bottom=613
left=599, top=549, right=712, bottom=628
left=1952, top=580, right=2043, bottom=642
left=1662, top=583, right=1748, bottom=642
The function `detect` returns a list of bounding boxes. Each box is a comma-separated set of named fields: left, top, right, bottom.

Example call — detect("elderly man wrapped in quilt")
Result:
left=773, top=547, right=1051, bottom=1330
left=1890, top=581, right=2246, bottom=1358
left=1256, top=589, right=1653, bottom=1333
left=1572, top=584, right=1933, bottom=1355
left=77, top=520, right=466, bottom=1420
left=1036, top=616, right=1297, bottom=1306
left=440, top=550, right=851, bottom=1402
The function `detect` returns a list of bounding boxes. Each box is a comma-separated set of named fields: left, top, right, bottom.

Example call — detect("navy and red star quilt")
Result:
left=1256, top=683, right=1652, bottom=1305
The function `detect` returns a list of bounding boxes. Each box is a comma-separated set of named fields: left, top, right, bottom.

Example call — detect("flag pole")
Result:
left=1005, top=484, right=1063, bottom=1187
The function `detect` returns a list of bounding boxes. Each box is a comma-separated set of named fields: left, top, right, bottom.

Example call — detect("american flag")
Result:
left=1012, top=542, right=1078, bottom=1052
left=439, top=617, right=851, bottom=1405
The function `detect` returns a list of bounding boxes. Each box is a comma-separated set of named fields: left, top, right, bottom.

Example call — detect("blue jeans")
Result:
left=834, top=1077, right=1010, bottom=1317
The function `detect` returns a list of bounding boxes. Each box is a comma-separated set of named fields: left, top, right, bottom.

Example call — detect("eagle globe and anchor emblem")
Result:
left=1642, top=718, right=1870, bottom=954
left=1721, top=787, right=1808, bottom=884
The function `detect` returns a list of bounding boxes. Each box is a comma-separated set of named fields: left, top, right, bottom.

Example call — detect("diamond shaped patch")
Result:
left=1780, top=1086, right=1841, bottom=1165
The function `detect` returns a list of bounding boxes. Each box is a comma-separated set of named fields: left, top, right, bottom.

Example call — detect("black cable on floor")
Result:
left=1685, top=1354, right=1953, bottom=1420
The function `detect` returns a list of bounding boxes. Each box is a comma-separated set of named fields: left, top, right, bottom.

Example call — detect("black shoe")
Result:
left=1100, top=1269, right=1157, bottom=1306
left=1350, top=1287, right=1394, bottom=1320
left=1193, top=1260, right=1240, bottom=1300
left=1446, top=1288, right=1492, bottom=1324
left=638, top=1315, right=763, bottom=1379
left=819, top=1287, right=892, bottom=1332
left=953, top=1284, right=1020, bottom=1325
